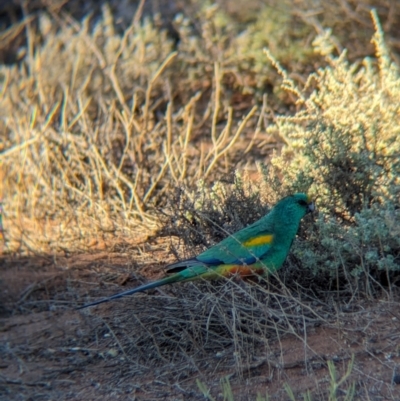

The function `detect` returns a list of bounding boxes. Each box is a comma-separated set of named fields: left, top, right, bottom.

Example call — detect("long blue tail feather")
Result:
left=76, top=274, right=183, bottom=309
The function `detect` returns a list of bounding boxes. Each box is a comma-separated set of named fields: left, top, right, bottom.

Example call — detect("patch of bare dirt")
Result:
left=1, top=247, right=400, bottom=400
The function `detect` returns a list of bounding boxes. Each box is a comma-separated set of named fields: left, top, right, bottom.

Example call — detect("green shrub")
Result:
left=265, top=10, right=400, bottom=292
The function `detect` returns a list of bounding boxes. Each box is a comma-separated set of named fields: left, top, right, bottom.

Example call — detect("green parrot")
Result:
left=77, top=193, right=314, bottom=309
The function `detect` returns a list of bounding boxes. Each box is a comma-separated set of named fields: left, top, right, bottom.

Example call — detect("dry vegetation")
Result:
left=1, top=1, right=400, bottom=400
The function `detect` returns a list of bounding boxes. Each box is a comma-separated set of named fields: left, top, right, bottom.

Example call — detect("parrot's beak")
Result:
left=307, top=202, right=315, bottom=214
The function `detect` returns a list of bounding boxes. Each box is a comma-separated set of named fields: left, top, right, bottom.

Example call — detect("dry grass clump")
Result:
left=1, top=4, right=276, bottom=253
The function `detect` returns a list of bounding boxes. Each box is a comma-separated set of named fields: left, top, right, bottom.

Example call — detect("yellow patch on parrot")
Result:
left=243, top=234, right=274, bottom=247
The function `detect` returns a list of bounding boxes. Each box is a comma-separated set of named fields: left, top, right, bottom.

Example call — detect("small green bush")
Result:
left=265, top=10, right=400, bottom=292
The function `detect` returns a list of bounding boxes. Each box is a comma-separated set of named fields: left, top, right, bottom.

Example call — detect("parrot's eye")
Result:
left=297, top=199, right=308, bottom=207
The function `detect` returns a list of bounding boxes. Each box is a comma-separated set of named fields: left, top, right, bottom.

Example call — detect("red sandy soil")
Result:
left=1, top=248, right=400, bottom=400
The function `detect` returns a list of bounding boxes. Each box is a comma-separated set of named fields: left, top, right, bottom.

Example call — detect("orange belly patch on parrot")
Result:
left=219, top=264, right=265, bottom=278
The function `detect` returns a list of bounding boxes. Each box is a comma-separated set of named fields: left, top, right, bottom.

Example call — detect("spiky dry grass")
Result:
left=0, top=4, right=282, bottom=254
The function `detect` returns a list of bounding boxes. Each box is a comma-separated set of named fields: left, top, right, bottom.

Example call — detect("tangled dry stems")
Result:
left=1, top=4, right=276, bottom=253
left=81, top=278, right=332, bottom=374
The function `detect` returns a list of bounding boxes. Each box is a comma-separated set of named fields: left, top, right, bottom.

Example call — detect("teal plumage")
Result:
left=77, top=193, right=314, bottom=309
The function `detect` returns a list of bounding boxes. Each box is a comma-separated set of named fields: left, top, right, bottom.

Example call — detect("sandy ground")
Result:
left=1, top=248, right=400, bottom=400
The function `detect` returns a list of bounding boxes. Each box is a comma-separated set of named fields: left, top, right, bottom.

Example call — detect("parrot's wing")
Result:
left=166, top=226, right=274, bottom=274
left=165, top=256, right=219, bottom=274
left=199, top=229, right=274, bottom=264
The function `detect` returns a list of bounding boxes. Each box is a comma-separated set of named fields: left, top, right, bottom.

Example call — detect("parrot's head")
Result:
left=274, top=193, right=315, bottom=223
left=267, top=193, right=314, bottom=245
left=292, top=193, right=315, bottom=215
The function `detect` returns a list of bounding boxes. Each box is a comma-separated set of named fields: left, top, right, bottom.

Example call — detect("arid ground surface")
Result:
left=1, top=242, right=400, bottom=400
